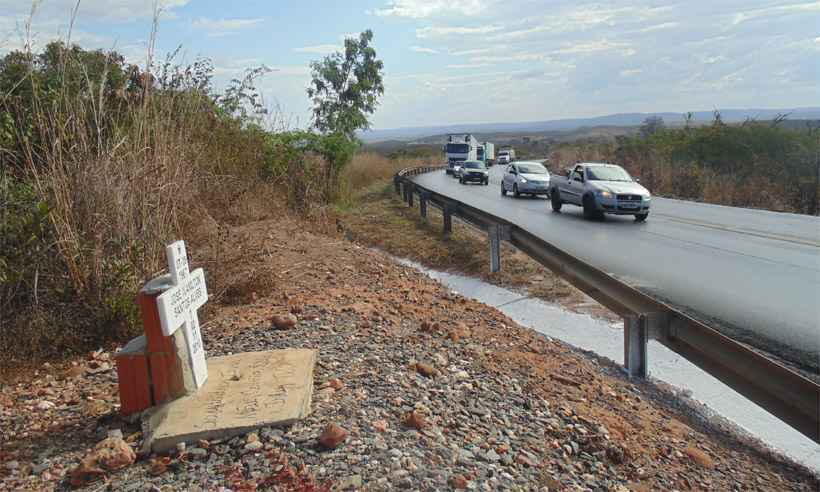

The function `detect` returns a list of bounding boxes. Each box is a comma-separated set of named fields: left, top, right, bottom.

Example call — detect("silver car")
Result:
left=550, top=162, right=651, bottom=221
left=501, top=161, right=551, bottom=197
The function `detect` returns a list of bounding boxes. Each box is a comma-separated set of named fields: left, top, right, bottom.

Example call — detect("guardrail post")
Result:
left=419, top=192, right=428, bottom=221
left=624, top=315, right=648, bottom=378
left=394, top=176, right=401, bottom=195
left=488, top=224, right=501, bottom=273
left=443, top=204, right=453, bottom=236
left=407, top=183, right=414, bottom=207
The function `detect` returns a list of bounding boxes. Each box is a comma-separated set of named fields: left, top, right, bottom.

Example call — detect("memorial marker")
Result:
left=156, top=241, right=208, bottom=389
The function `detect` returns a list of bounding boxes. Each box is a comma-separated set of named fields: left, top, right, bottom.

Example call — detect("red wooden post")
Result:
left=115, top=276, right=185, bottom=416
left=138, top=287, right=184, bottom=405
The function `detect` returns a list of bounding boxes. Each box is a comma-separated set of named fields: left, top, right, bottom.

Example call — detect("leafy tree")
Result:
left=307, top=30, right=384, bottom=139
left=639, top=116, right=665, bottom=139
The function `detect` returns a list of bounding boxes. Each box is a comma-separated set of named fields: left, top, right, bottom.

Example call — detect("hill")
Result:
left=360, top=107, right=820, bottom=143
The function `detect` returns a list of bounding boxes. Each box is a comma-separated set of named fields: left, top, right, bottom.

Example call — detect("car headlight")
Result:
left=520, top=177, right=527, bottom=183
left=597, top=191, right=613, bottom=198
left=642, top=195, right=651, bottom=201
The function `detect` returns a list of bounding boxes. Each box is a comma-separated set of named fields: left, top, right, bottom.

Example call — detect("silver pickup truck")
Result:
left=550, top=162, right=651, bottom=221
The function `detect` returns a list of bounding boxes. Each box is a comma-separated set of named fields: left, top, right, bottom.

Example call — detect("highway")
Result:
left=412, top=167, right=820, bottom=372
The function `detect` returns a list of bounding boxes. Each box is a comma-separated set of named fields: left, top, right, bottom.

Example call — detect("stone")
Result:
left=144, top=349, right=316, bottom=453
left=319, top=423, right=349, bottom=449
left=372, top=420, right=389, bottom=432
left=685, top=445, right=715, bottom=469
left=36, top=400, right=55, bottom=410
left=450, top=474, right=469, bottom=489
left=244, top=441, right=263, bottom=452
left=339, top=474, right=363, bottom=489
left=272, top=314, right=298, bottom=330
left=70, top=437, right=136, bottom=487
left=403, top=411, right=426, bottom=430
left=415, top=362, right=438, bottom=378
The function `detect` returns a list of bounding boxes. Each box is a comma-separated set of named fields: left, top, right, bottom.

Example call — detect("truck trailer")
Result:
left=477, top=142, right=495, bottom=166
left=444, top=134, right=478, bottom=175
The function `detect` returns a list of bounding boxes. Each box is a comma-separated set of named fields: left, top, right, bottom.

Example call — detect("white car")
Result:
left=501, top=161, right=551, bottom=197
left=550, top=162, right=651, bottom=221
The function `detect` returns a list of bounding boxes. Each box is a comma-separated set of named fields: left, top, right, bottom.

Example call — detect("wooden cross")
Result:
left=156, top=241, right=208, bottom=389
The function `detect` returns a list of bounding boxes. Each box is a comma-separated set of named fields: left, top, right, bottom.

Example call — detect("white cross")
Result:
left=156, top=240, right=208, bottom=389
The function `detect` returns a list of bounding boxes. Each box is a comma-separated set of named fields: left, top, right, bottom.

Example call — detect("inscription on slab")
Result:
left=145, top=349, right=317, bottom=453
left=156, top=241, right=208, bottom=389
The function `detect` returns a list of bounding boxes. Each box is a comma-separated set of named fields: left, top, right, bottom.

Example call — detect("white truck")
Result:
left=445, top=134, right=479, bottom=175
left=497, top=145, right=516, bottom=164
left=477, top=142, right=495, bottom=166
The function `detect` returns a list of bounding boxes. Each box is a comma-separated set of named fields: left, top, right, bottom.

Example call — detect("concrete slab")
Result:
left=144, top=349, right=316, bottom=453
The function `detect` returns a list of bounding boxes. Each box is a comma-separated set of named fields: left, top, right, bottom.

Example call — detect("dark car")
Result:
left=458, top=160, right=489, bottom=185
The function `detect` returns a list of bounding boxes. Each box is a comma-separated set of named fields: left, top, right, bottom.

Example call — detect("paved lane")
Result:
left=413, top=167, right=820, bottom=370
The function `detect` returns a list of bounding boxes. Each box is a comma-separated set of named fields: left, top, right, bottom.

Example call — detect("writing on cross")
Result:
left=157, top=240, right=208, bottom=389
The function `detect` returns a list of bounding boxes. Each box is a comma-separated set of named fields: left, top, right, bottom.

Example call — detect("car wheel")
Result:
left=551, top=191, right=562, bottom=212
left=635, top=213, right=648, bottom=222
left=513, top=184, right=520, bottom=198
left=459, top=177, right=464, bottom=184
left=484, top=179, right=489, bottom=186
left=582, top=194, right=598, bottom=220
left=501, top=182, right=507, bottom=196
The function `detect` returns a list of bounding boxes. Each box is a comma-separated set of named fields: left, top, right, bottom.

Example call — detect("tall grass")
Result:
left=0, top=39, right=279, bottom=374
left=337, top=152, right=429, bottom=205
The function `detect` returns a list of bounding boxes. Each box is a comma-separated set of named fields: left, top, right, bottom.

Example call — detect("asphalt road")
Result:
left=413, top=167, right=820, bottom=371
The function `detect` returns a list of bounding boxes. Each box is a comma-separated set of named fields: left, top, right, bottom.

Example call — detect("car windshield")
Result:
left=446, top=143, right=469, bottom=153
left=517, top=163, right=547, bottom=174
left=465, top=162, right=484, bottom=169
left=586, top=166, right=632, bottom=182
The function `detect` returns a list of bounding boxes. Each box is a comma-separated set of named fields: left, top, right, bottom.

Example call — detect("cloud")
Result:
left=411, top=46, right=438, bottom=54
left=293, top=44, right=341, bottom=55
left=731, top=1, right=820, bottom=25
left=0, top=0, right=191, bottom=22
left=446, top=63, right=491, bottom=69
left=553, top=39, right=635, bottom=56
left=372, top=0, right=493, bottom=18
left=620, top=68, right=643, bottom=77
left=636, top=22, right=679, bottom=33
left=192, top=17, right=264, bottom=37
left=416, top=25, right=503, bottom=39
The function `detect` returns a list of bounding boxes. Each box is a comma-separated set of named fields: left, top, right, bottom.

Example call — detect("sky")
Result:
left=1, top=0, right=819, bottom=129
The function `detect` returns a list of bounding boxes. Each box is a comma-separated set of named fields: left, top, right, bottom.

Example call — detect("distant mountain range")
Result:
left=360, top=107, right=820, bottom=143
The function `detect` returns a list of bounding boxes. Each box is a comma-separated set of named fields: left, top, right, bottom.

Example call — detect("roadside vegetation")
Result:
left=0, top=28, right=384, bottom=376
left=550, top=114, right=820, bottom=215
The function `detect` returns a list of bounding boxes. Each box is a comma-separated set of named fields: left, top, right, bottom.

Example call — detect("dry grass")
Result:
left=338, top=183, right=590, bottom=308
left=336, top=152, right=430, bottom=206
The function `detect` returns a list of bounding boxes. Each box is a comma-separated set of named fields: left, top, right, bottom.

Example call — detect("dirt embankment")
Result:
left=0, top=211, right=817, bottom=490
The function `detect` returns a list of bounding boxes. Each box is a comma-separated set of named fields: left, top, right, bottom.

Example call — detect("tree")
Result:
left=307, top=30, right=384, bottom=139
left=639, top=116, right=665, bottom=139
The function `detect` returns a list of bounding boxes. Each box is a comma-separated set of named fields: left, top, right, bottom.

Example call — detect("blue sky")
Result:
left=2, top=1, right=819, bottom=129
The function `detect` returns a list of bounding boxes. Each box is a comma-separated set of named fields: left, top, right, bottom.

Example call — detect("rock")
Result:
left=415, top=362, right=438, bottom=378
left=148, top=457, right=169, bottom=476
left=272, top=314, right=298, bottom=330
left=246, top=432, right=259, bottom=444
left=188, top=448, right=208, bottom=459
left=450, top=474, right=469, bottom=489
left=327, top=378, right=344, bottom=390
left=403, top=411, right=426, bottom=430
left=516, top=453, right=536, bottom=467
left=482, top=449, right=501, bottom=462
left=244, top=441, right=263, bottom=452
left=70, top=437, right=136, bottom=486
left=454, top=370, right=469, bottom=380
left=318, top=423, right=349, bottom=449
left=36, top=400, right=55, bottom=410
left=685, top=445, right=715, bottom=469
left=339, top=474, right=363, bottom=489
left=372, top=419, right=389, bottom=433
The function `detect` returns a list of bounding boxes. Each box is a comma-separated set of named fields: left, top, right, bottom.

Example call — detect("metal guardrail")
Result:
left=394, top=165, right=820, bottom=444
